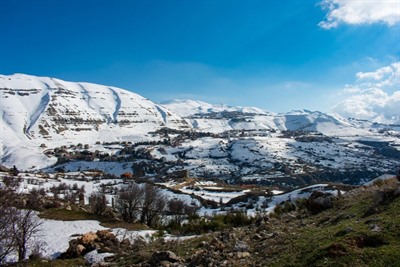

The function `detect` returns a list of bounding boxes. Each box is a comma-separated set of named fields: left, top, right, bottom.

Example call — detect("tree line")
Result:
left=89, top=182, right=200, bottom=228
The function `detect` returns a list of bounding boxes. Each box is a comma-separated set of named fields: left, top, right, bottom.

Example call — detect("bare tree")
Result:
left=167, top=199, right=187, bottom=225
left=12, top=209, right=42, bottom=261
left=3, top=176, right=21, bottom=188
left=89, top=193, right=108, bottom=215
left=184, top=202, right=201, bottom=220
left=115, top=183, right=166, bottom=227
left=26, top=188, right=43, bottom=210
left=140, top=184, right=166, bottom=227
left=115, top=183, right=143, bottom=223
left=0, top=181, right=43, bottom=263
left=0, top=185, right=17, bottom=263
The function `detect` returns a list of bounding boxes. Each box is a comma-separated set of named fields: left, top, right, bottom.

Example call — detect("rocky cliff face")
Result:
left=0, top=74, right=190, bottom=169
left=1, top=74, right=189, bottom=140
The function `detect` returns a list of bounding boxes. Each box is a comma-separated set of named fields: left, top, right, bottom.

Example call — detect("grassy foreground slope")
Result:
left=116, top=178, right=400, bottom=267
left=260, top=179, right=400, bottom=267
left=18, top=178, right=400, bottom=267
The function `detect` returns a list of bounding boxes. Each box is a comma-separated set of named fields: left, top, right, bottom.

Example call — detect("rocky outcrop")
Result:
left=59, top=230, right=130, bottom=259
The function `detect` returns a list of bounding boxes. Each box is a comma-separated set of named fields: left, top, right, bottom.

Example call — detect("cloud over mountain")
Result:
left=332, top=62, right=400, bottom=124
left=319, top=0, right=400, bottom=29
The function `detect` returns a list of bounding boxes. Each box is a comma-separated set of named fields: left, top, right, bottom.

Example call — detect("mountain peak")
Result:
left=0, top=74, right=190, bottom=169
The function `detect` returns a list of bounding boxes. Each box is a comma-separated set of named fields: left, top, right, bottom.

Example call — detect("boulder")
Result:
left=84, top=250, right=114, bottom=265
left=151, top=251, right=182, bottom=266
left=81, top=232, right=99, bottom=245
left=76, top=244, right=86, bottom=255
left=234, top=241, right=249, bottom=252
left=59, top=230, right=124, bottom=260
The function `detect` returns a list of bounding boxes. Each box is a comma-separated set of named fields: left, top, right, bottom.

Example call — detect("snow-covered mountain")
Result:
left=0, top=74, right=189, bottom=169
left=161, top=99, right=373, bottom=136
left=161, top=99, right=268, bottom=117
left=1, top=74, right=398, bottom=173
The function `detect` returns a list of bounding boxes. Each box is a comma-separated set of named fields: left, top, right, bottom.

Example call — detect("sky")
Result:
left=1, top=0, right=399, bottom=122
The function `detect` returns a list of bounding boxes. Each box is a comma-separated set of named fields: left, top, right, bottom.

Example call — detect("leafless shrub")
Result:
left=115, top=183, right=166, bottom=227
left=12, top=209, right=43, bottom=261
left=0, top=185, right=43, bottom=263
left=89, top=193, right=108, bottom=215
left=116, top=183, right=143, bottom=223
left=0, top=185, right=17, bottom=263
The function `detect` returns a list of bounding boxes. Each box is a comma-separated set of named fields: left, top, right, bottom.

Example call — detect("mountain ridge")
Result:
left=1, top=73, right=399, bottom=175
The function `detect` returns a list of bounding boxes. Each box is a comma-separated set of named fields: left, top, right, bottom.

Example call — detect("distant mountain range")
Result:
left=1, top=74, right=399, bottom=181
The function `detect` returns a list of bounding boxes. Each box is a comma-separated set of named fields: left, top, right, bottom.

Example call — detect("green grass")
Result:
left=8, top=258, right=86, bottom=267
left=263, top=186, right=400, bottom=267
left=39, top=208, right=101, bottom=221
left=35, top=180, right=400, bottom=267
left=39, top=208, right=148, bottom=231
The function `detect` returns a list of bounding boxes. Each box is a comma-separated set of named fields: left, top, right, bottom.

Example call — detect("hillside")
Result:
left=15, top=177, right=400, bottom=267
left=0, top=74, right=189, bottom=169
left=161, top=99, right=386, bottom=137
left=1, top=74, right=399, bottom=186
left=110, top=177, right=400, bottom=267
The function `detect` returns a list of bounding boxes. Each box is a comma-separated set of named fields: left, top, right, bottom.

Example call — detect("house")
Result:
left=121, top=172, right=134, bottom=179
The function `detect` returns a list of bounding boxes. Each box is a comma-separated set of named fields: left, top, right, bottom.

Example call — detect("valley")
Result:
left=1, top=74, right=399, bottom=188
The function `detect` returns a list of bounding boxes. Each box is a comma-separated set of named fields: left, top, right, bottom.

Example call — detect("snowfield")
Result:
left=2, top=73, right=398, bottom=176
left=5, top=214, right=107, bottom=262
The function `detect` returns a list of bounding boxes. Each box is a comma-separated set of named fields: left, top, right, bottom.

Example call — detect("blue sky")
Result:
left=1, top=0, right=399, bottom=115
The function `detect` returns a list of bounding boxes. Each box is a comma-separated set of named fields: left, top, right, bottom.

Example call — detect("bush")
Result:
left=223, top=211, right=252, bottom=227
left=373, top=179, right=384, bottom=187
left=165, top=210, right=253, bottom=235
left=3, top=176, right=21, bottom=188
left=89, top=193, right=108, bottom=215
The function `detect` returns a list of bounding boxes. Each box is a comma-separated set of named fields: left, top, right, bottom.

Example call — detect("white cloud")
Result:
left=319, top=0, right=400, bottom=29
left=356, top=66, right=393, bottom=80
left=356, top=62, right=400, bottom=88
left=332, top=62, right=400, bottom=124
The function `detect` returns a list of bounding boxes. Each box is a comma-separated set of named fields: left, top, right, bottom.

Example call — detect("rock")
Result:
left=60, top=230, right=122, bottom=260
left=335, top=227, right=353, bottom=237
left=221, top=260, right=229, bottom=266
left=210, top=237, right=225, bottom=250
left=220, top=231, right=236, bottom=243
left=76, top=244, right=86, bottom=255
left=97, top=230, right=115, bottom=240
left=253, top=234, right=263, bottom=241
left=99, top=246, right=112, bottom=253
left=66, top=205, right=72, bottom=211
left=234, top=241, right=249, bottom=252
left=265, top=232, right=277, bottom=239
left=370, top=224, right=381, bottom=232
left=189, top=250, right=216, bottom=266
left=159, top=261, right=172, bottom=267
left=60, top=239, right=87, bottom=258
left=307, top=191, right=334, bottom=214
left=151, top=251, right=182, bottom=266
left=84, top=250, right=114, bottom=265
left=198, top=241, right=211, bottom=250
left=236, top=252, right=251, bottom=259
left=81, top=232, right=99, bottom=245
